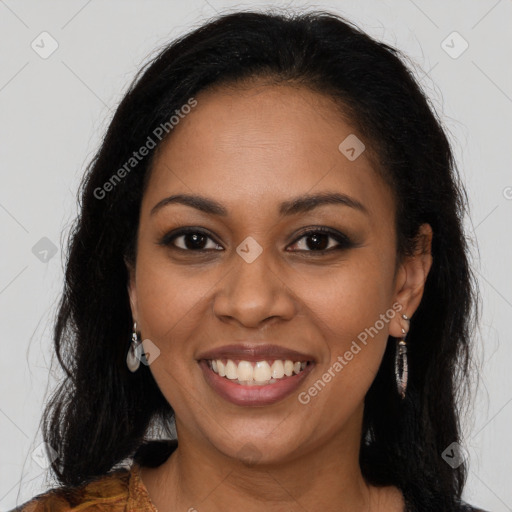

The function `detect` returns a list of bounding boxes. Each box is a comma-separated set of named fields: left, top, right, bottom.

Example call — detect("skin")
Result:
left=126, top=80, right=433, bottom=512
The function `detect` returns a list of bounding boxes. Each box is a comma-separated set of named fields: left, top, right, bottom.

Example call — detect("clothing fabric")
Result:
left=9, top=463, right=156, bottom=512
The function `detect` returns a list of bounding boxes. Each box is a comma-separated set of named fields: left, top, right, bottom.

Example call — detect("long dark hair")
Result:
left=40, top=9, right=478, bottom=510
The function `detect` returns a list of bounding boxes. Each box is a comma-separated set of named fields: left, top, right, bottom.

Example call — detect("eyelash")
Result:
left=158, top=226, right=355, bottom=255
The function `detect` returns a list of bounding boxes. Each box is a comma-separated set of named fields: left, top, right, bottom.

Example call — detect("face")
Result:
left=127, top=81, right=429, bottom=465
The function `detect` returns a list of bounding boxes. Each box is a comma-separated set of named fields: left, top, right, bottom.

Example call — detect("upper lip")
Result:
left=197, top=343, right=316, bottom=363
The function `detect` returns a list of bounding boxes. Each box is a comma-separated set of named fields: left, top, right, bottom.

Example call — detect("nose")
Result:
left=212, top=245, right=297, bottom=328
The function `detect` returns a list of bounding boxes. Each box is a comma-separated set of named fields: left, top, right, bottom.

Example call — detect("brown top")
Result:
left=9, top=463, right=158, bottom=512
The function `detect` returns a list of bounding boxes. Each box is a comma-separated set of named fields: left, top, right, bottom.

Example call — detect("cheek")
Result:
left=134, top=251, right=212, bottom=363
left=300, top=251, right=395, bottom=390
left=134, top=256, right=211, bottom=412
left=302, top=251, right=394, bottom=332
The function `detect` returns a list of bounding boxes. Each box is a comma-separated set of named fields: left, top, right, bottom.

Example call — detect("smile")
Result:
left=199, top=358, right=315, bottom=406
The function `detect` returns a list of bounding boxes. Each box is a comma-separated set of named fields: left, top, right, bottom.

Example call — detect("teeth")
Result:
left=237, top=361, right=253, bottom=381
left=207, top=358, right=309, bottom=385
left=225, top=360, right=238, bottom=380
left=253, top=361, right=271, bottom=381
left=270, top=360, right=284, bottom=378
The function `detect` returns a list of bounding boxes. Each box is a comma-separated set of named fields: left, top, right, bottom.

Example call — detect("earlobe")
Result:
left=389, top=223, right=433, bottom=338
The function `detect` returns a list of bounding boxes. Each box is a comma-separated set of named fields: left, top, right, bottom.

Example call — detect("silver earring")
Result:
left=394, top=314, right=409, bottom=399
left=126, top=321, right=142, bottom=372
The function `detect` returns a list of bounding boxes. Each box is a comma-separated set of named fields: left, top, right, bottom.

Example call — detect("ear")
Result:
left=124, top=255, right=138, bottom=322
left=389, top=223, right=433, bottom=338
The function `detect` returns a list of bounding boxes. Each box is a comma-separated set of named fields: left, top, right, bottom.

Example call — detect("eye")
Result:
left=158, top=226, right=355, bottom=254
left=287, top=227, right=354, bottom=253
left=159, top=228, right=223, bottom=251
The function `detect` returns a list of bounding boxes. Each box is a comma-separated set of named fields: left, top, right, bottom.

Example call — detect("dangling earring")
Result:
left=394, top=313, right=410, bottom=399
left=126, top=321, right=142, bottom=372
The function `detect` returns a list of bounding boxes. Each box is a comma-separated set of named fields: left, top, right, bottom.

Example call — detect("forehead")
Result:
left=142, top=83, right=394, bottom=222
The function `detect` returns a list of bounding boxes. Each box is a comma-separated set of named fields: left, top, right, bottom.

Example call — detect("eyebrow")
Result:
left=150, top=191, right=368, bottom=217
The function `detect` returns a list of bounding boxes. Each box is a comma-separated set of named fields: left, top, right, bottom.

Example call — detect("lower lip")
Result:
left=198, top=360, right=315, bottom=406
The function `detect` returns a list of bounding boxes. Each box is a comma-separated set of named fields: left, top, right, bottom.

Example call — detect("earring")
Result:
left=126, top=321, right=142, bottom=372
left=394, top=314, right=410, bottom=399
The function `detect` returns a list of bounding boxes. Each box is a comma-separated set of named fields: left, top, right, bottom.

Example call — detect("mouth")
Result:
left=196, top=344, right=316, bottom=406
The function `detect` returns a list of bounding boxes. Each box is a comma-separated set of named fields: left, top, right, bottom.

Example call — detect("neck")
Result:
left=140, top=404, right=402, bottom=511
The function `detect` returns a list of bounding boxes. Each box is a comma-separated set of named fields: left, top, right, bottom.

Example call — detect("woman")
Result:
left=11, top=9, right=487, bottom=512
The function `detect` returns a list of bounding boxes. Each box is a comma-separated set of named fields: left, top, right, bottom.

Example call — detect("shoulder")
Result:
left=8, top=465, right=134, bottom=512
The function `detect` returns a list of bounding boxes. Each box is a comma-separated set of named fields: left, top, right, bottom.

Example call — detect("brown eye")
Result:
left=160, top=228, right=223, bottom=251
left=288, top=227, right=354, bottom=253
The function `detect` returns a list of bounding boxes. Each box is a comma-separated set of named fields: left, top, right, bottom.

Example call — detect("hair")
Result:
left=40, top=9, right=478, bottom=511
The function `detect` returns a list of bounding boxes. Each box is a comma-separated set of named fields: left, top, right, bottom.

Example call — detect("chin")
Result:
left=210, top=431, right=305, bottom=467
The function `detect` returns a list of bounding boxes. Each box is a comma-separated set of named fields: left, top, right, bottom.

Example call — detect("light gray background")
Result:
left=1, top=1, right=511, bottom=510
